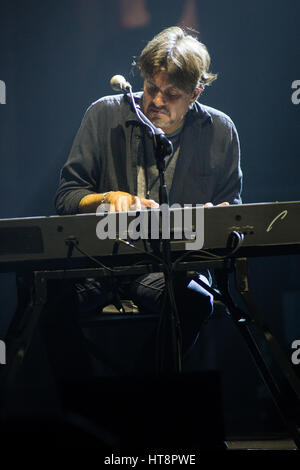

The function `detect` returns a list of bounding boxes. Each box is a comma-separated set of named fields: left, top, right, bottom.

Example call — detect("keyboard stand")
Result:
left=197, top=257, right=300, bottom=449
left=1, top=257, right=300, bottom=449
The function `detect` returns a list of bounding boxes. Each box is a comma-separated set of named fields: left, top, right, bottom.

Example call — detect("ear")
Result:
left=190, top=87, right=203, bottom=104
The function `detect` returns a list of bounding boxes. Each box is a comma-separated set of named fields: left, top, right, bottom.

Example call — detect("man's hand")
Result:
left=104, top=191, right=159, bottom=212
left=78, top=191, right=158, bottom=213
left=204, top=202, right=229, bottom=207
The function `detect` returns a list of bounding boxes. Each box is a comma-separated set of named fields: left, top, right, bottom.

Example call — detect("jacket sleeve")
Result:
left=212, top=120, right=242, bottom=205
left=54, top=103, right=102, bottom=215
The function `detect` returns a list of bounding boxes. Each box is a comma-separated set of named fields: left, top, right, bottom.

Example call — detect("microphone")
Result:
left=110, top=75, right=131, bottom=93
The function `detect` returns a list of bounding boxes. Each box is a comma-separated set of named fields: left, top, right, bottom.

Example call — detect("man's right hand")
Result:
left=78, top=191, right=159, bottom=213
left=105, top=191, right=159, bottom=212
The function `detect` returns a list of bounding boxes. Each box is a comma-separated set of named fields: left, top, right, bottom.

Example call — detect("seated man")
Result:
left=54, top=26, right=242, bottom=360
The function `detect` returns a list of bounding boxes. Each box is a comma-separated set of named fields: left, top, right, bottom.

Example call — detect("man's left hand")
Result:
left=204, top=202, right=229, bottom=207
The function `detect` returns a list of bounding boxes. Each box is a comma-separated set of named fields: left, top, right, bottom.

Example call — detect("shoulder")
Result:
left=192, top=101, right=237, bottom=130
left=86, top=93, right=126, bottom=116
left=81, top=92, right=142, bottom=126
left=87, top=91, right=143, bottom=115
left=202, top=104, right=236, bottom=127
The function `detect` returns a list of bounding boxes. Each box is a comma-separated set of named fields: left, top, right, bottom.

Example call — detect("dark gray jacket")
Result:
left=54, top=93, right=242, bottom=214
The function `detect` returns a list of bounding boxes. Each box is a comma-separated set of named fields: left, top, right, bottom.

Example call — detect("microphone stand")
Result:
left=127, top=86, right=183, bottom=374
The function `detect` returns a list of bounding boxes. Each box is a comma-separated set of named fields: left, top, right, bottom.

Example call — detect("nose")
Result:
left=152, top=90, right=166, bottom=107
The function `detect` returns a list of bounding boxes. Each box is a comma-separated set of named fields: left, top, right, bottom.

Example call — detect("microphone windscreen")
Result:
left=110, top=75, right=127, bottom=92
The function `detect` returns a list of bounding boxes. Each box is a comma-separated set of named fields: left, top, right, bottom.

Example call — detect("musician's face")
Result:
left=143, top=71, right=201, bottom=135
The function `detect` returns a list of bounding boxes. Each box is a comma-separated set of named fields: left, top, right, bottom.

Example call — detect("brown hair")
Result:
left=137, top=26, right=217, bottom=93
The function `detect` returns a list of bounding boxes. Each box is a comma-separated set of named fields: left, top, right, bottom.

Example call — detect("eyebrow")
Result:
left=146, top=81, right=181, bottom=93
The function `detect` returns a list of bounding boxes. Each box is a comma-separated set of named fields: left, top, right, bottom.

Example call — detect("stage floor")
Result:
left=225, top=437, right=297, bottom=451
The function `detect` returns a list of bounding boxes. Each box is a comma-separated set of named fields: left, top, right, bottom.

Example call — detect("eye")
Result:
left=146, top=85, right=158, bottom=95
left=165, top=91, right=181, bottom=101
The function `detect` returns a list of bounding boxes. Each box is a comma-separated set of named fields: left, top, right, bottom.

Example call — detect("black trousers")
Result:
left=76, top=271, right=214, bottom=355
left=41, top=271, right=214, bottom=381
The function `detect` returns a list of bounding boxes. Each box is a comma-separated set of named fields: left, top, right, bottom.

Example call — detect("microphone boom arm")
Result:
left=127, top=86, right=173, bottom=177
left=110, top=75, right=182, bottom=373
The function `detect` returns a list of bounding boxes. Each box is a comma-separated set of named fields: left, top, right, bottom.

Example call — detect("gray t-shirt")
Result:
left=137, top=125, right=182, bottom=203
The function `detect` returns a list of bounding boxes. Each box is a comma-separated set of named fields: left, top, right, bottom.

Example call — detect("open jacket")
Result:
left=54, top=92, right=242, bottom=215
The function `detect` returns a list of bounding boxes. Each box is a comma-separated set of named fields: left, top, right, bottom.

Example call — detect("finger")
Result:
left=115, top=197, right=122, bottom=212
left=109, top=203, right=116, bottom=213
left=121, top=196, right=131, bottom=212
left=133, top=196, right=142, bottom=211
left=218, top=202, right=229, bottom=206
left=204, top=202, right=213, bottom=207
left=140, top=198, right=159, bottom=208
left=120, top=196, right=130, bottom=212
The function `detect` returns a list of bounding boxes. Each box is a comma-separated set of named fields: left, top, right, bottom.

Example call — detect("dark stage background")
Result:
left=0, top=0, right=299, bottom=440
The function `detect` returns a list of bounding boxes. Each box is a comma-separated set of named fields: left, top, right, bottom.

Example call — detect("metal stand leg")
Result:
left=197, top=259, right=300, bottom=449
left=0, top=272, right=47, bottom=403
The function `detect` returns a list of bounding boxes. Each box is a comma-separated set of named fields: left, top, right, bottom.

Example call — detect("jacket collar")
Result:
left=188, top=100, right=213, bottom=126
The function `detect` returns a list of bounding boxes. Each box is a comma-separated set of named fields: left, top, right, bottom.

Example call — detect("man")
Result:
left=55, top=26, right=242, bottom=357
